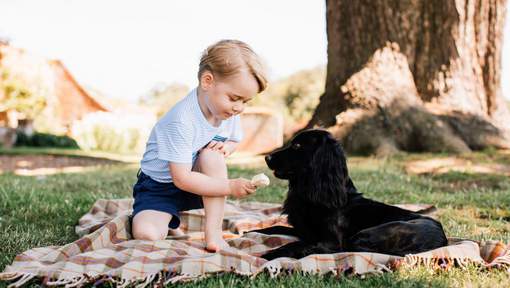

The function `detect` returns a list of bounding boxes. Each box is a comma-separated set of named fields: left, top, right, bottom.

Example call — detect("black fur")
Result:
left=252, top=129, right=448, bottom=260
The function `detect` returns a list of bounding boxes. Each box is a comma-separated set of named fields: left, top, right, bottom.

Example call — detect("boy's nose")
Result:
left=233, top=105, right=244, bottom=114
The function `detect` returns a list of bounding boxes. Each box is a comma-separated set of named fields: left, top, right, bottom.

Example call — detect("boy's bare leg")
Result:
left=193, top=149, right=229, bottom=252
left=202, top=195, right=228, bottom=251
left=169, top=227, right=185, bottom=237
left=132, top=210, right=172, bottom=240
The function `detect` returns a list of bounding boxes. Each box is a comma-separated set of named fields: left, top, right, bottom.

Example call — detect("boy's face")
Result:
left=201, top=69, right=259, bottom=120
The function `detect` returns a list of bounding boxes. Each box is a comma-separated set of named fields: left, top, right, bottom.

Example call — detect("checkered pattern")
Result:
left=1, top=199, right=509, bottom=287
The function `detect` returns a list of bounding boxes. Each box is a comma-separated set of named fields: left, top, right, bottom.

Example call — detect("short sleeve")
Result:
left=229, top=115, right=244, bottom=142
left=155, top=121, right=193, bottom=163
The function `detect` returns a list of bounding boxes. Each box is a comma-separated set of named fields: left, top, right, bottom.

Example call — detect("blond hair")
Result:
left=198, top=39, right=268, bottom=93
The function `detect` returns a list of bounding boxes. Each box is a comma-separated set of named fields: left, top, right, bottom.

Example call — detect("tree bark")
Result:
left=307, top=0, right=510, bottom=154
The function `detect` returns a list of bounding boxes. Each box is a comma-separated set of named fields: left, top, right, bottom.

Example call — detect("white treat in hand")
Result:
left=251, top=173, right=270, bottom=188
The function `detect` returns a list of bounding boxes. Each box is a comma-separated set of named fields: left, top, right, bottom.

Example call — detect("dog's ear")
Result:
left=308, top=137, right=348, bottom=208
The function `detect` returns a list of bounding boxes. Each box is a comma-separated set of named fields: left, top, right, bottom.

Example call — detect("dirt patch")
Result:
left=433, top=175, right=507, bottom=191
left=405, top=157, right=510, bottom=191
left=0, top=155, right=122, bottom=175
left=405, top=157, right=510, bottom=176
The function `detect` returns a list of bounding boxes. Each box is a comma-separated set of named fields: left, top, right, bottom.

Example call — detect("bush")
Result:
left=15, top=131, right=79, bottom=148
left=0, top=45, right=56, bottom=120
left=139, top=83, right=189, bottom=118
left=70, top=111, right=156, bottom=154
left=250, top=66, right=326, bottom=125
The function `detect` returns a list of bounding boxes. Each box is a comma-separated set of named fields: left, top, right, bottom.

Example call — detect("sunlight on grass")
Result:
left=11, top=165, right=116, bottom=176
left=1, top=150, right=510, bottom=287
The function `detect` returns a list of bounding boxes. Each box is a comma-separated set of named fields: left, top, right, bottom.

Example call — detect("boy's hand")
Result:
left=203, top=141, right=236, bottom=157
left=228, top=178, right=256, bottom=198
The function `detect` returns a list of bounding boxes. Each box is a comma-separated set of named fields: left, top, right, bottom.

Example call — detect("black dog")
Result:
left=252, top=129, right=448, bottom=260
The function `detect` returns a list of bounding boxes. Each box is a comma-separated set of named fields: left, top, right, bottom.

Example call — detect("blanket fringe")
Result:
left=165, top=274, right=205, bottom=284
left=2, top=271, right=205, bottom=288
left=404, top=255, right=467, bottom=271
left=5, top=273, right=36, bottom=288
left=374, top=263, right=392, bottom=273
left=135, top=272, right=156, bottom=288
left=402, top=249, right=510, bottom=272
left=45, top=275, right=89, bottom=287
left=3, top=251, right=509, bottom=287
left=64, top=275, right=87, bottom=288
left=115, top=277, right=131, bottom=288
left=262, top=264, right=282, bottom=278
left=0, top=273, right=23, bottom=281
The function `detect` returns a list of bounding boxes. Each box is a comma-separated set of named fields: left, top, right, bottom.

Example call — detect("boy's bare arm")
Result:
left=203, top=140, right=239, bottom=157
left=169, top=163, right=229, bottom=196
left=169, top=162, right=254, bottom=197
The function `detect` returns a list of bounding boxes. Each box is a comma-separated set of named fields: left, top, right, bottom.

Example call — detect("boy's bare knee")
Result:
left=197, top=149, right=225, bottom=163
left=133, top=224, right=167, bottom=241
left=195, top=149, right=227, bottom=176
left=132, top=212, right=169, bottom=240
left=131, top=210, right=172, bottom=241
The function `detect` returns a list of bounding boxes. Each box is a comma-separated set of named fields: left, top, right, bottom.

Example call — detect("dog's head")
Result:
left=265, top=129, right=349, bottom=207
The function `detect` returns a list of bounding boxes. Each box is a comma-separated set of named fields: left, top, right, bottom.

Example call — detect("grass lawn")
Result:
left=0, top=147, right=140, bottom=163
left=1, top=151, right=510, bottom=287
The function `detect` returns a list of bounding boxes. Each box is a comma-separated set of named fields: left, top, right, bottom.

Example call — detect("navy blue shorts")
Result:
left=132, top=170, right=204, bottom=229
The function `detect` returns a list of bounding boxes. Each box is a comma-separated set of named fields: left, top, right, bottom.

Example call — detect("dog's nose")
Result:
left=265, top=155, right=271, bottom=163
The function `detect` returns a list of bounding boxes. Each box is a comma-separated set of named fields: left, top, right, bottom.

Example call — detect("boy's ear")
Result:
left=200, top=70, right=215, bottom=90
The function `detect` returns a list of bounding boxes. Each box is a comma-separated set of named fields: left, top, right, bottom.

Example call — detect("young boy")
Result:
left=131, top=39, right=268, bottom=252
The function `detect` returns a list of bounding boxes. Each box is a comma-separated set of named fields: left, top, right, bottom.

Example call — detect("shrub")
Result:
left=250, top=66, right=325, bottom=125
left=15, top=131, right=79, bottom=148
left=139, top=83, right=189, bottom=118
left=70, top=111, right=156, bottom=154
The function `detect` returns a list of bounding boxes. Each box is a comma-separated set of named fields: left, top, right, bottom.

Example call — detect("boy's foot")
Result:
left=205, top=237, right=229, bottom=252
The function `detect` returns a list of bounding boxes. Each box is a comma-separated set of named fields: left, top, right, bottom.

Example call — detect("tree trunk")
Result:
left=307, top=0, right=510, bottom=155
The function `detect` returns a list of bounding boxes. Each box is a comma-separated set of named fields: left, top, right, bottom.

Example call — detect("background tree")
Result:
left=0, top=43, right=50, bottom=122
left=139, top=82, right=189, bottom=118
left=307, top=0, right=510, bottom=155
left=251, top=66, right=326, bottom=138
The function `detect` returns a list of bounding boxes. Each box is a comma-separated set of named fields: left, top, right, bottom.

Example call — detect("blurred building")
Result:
left=0, top=44, right=110, bottom=146
left=0, top=44, right=110, bottom=128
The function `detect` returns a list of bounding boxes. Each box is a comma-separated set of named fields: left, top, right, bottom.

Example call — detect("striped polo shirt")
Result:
left=140, top=88, right=243, bottom=183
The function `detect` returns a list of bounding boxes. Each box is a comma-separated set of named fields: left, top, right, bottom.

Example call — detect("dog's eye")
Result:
left=292, top=143, right=301, bottom=150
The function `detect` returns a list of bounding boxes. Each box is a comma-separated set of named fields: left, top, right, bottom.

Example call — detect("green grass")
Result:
left=0, top=147, right=141, bottom=163
left=1, top=152, right=510, bottom=287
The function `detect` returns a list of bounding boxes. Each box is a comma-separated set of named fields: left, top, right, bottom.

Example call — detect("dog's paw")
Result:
left=261, top=251, right=279, bottom=261
left=260, top=248, right=292, bottom=260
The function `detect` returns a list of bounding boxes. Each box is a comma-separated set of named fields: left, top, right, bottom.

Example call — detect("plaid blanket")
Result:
left=1, top=199, right=509, bottom=287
